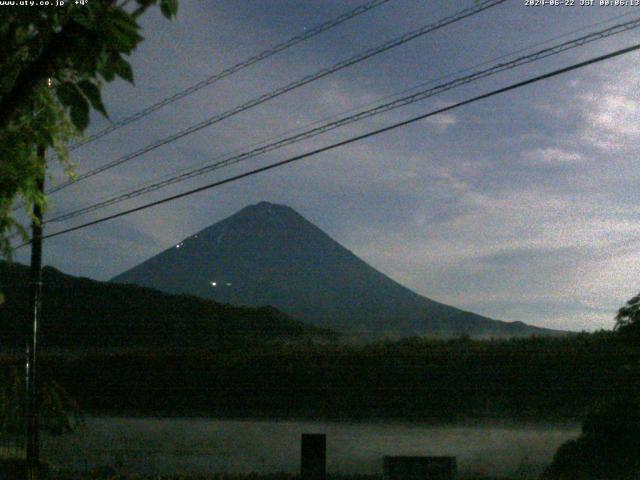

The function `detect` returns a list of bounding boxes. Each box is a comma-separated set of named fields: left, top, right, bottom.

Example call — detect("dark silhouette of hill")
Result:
left=112, top=201, right=566, bottom=339
left=0, top=260, right=334, bottom=350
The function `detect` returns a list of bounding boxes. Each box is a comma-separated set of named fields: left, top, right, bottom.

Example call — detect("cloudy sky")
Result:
left=12, top=0, right=640, bottom=332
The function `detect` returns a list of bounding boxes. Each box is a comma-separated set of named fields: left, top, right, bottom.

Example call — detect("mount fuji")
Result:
left=112, top=201, right=564, bottom=339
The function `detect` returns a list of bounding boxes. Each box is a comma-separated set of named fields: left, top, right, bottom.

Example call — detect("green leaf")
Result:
left=70, top=99, right=90, bottom=131
left=77, top=80, right=107, bottom=117
left=55, top=82, right=82, bottom=110
left=70, top=9, right=96, bottom=31
left=57, top=83, right=90, bottom=131
left=97, top=51, right=116, bottom=81
left=105, top=9, right=143, bottom=53
left=160, top=0, right=178, bottom=19
left=111, top=54, right=134, bottom=84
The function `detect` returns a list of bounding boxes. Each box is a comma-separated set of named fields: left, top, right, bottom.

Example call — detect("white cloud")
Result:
left=522, top=147, right=584, bottom=165
left=578, top=74, right=640, bottom=151
left=425, top=112, right=457, bottom=129
left=347, top=184, right=640, bottom=331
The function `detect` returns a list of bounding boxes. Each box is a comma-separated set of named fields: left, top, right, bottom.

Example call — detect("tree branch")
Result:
left=0, top=21, right=89, bottom=131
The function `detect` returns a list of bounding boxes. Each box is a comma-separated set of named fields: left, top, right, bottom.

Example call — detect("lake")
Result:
left=41, top=417, right=581, bottom=478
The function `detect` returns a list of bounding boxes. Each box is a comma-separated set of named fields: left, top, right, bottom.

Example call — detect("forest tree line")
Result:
left=0, top=331, right=630, bottom=421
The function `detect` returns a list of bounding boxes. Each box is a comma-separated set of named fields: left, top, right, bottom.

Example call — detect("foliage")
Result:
left=614, top=292, right=640, bottom=345
left=0, top=330, right=620, bottom=420
left=543, top=395, right=640, bottom=479
left=544, top=291, right=640, bottom=479
left=0, top=0, right=178, bottom=259
left=0, top=367, right=83, bottom=437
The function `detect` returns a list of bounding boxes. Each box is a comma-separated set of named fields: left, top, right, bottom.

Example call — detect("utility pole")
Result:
left=25, top=144, right=45, bottom=480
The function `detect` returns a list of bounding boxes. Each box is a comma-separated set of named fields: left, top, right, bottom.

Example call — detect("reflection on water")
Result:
left=42, top=417, right=580, bottom=478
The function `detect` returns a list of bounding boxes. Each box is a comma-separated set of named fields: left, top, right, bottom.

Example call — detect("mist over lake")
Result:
left=42, top=418, right=580, bottom=478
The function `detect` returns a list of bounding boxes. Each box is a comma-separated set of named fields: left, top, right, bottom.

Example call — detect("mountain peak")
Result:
left=228, top=201, right=301, bottom=222
left=245, top=201, right=290, bottom=212
left=253, top=200, right=280, bottom=209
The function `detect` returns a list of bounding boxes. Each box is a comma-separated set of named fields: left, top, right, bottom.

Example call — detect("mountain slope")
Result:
left=112, top=201, right=565, bottom=339
left=0, top=260, right=334, bottom=350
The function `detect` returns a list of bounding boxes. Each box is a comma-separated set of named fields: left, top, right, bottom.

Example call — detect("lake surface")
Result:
left=42, top=417, right=580, bottom=478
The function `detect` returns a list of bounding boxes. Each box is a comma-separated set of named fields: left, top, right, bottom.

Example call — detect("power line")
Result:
left=45, top=16, right=640, bottom=225
left=14, top=41, right=640, bottom=249
left=9, top=0, right=394, bottom=217
left=47, top=8, right=639, bottom=222
left=67, top=0, right=393, bottom=152
left=37, top=8, right=640, bottom=222
left=45, top=0, right=507, bottom=196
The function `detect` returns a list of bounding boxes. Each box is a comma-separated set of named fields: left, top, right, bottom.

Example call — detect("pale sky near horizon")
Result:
left=11, top=0, right=640, bottom=332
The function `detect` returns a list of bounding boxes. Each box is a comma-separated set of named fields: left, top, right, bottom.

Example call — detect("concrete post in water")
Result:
left=301, top=434, right=326, bottom=480
left=383, top=456, right=457, bottom=480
